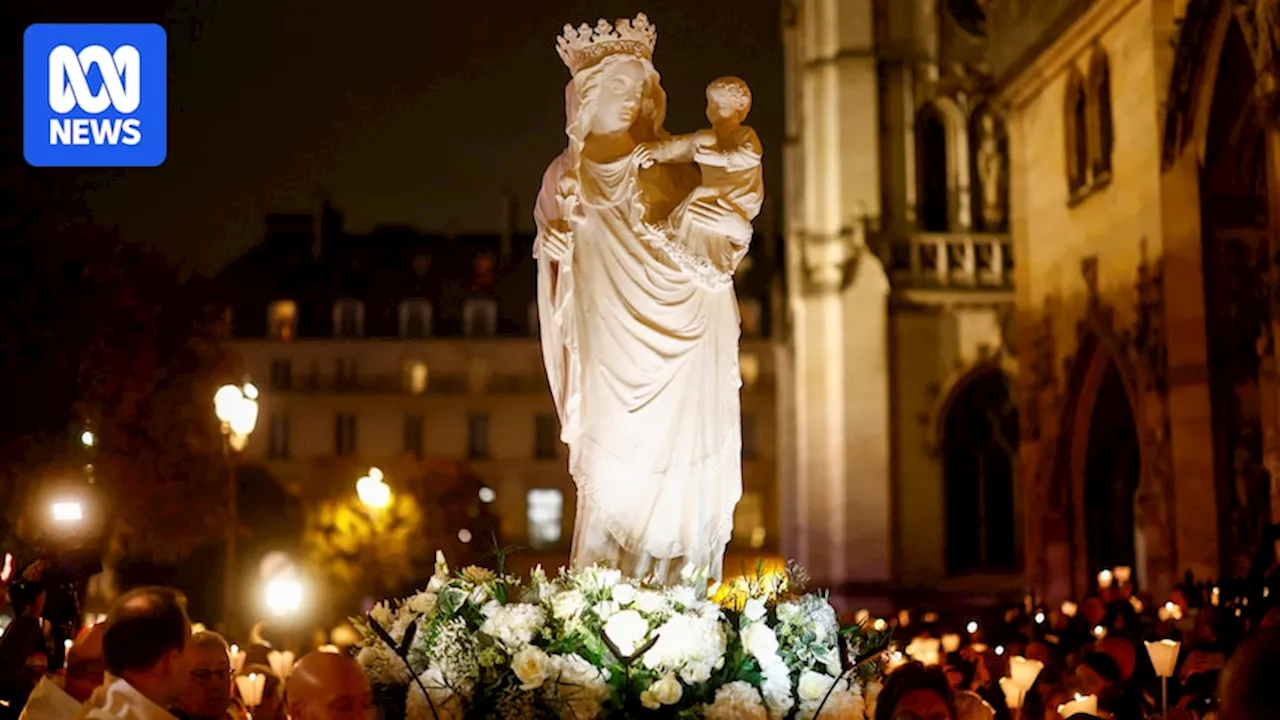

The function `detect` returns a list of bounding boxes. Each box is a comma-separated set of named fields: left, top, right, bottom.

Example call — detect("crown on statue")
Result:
left=556, top=13, right=657, bottom=76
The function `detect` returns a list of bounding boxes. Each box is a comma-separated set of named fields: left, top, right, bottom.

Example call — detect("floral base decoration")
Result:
left=351, top=553, right=890, bottom=719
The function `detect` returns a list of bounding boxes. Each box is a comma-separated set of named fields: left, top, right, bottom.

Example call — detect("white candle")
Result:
left=999, top=676, right=1023, bottom=709
left=1057, top=693, right=1099, bottom=716
left=1097, top=569, right=1114, bottom=589
left=1145, top=639, right=1181, bottom=678
left=1008, top=656, right=1044, bottom=692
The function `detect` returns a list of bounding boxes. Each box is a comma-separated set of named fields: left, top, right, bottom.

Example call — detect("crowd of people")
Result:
left=0, top=571, right=373, bottom=720
left=0, top=557, right=1278, bottom=719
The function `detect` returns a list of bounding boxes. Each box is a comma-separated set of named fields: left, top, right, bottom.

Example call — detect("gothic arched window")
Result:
left=1088, top=47, right=1115, bottom=181
left=916, top=103, right=951, bottom=232
left=1064, top=68, right=1089, bottom=196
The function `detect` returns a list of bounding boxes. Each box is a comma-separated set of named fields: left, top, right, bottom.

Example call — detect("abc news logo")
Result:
left=23, top=24, right=166, bottom=167
left=48, top=44, right=143, bottom=146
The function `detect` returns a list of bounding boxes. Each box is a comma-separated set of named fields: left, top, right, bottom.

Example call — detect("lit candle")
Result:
left=1129, top=596, right=1145, bottom=613
left=1145, top=639, right=1181, bottom=678
left=1097, top=569, right=1114, bottom=589
left=1008, top=656, right=1044, bottom=692
left=1060, top=601, right=1078, bottom=618
left=1211, top=587, right=1220, bottom=606
left=966, top=620, right=979, bottom=634
left=941, top=633, right=961, bottom=653
left=1092, top=625, right=1107, bottom=639
left=1057, top=693, right=1099, bottom=716
left=1113, top=566, right=1132, bottom=585
left=999, top=676, right=1023, bottom=709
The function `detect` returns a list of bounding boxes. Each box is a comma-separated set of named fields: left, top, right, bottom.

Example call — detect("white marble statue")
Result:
left=534, top=13, right=762, bottom=585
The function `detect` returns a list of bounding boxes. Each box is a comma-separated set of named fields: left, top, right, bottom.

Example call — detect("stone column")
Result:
left=782, top=0, right=895, bottom=591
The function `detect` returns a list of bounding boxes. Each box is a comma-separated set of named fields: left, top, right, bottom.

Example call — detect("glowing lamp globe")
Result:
left=356, top=469, right=392, bottom=510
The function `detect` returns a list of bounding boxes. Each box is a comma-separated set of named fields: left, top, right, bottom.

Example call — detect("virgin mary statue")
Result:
left=534, top=14, right=761, bottom=585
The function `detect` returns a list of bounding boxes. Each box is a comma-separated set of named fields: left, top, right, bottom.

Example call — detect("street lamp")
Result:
left=356, top=467, right=392, bottom=510
left=50, top=501, right=84, bottom=524
left=264, top=577, right=304, bottom=617
left=214, top=380, right=259, bottom=640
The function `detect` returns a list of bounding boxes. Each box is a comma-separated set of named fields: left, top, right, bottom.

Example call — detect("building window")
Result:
left=463, top=298, right=498, bottom=337
left=733, top=491, right=767, bottom=549
left=1088, top=47, right=1114, bottom=182
left=403, top=414, right=424, bottom=457
left=915, top=103, right=950, bottom=232
left=527, top=489, right=564, bottom=549
left=1065, top=68, right=1089, bottom=196
left=405, top=361, right=429, bottom=394
left=267, top=300, right=297, bottom=340
left=334, top=413, right=357, bottom=457
left=399, top=299, right=433, bottom=339
left=270, top=359, right=292, bottom=390
left=740, top=298, right=763, bottom=337
left=742, top=413, right=758, bottom=460
left=268, top=413, right=290, bottom=459
left=333, top=299, right=364, bottom=337
left=467, top=413, right=490, bottom=460
left=534, top=413, right=558, bottom=459
left=334, top=358, right=358, bottom=390
left=528, top=300, right=540, bottom=337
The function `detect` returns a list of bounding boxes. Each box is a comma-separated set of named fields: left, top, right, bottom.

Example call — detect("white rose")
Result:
left=597, top=568, right=622, bottom=587
left=550, top=589, right=586, bottom=620
left=743, top=598, right=767, bottom=622
left=797, top=671, right=838, bottom=703
left=511, top=646, right=551, bottom=690
left=468, top=586, right=489, bottom=605
left=670, top=586, right=697, bottom=608
left=640, top=674, right=683, bottom=709
left=742, top=622, right=780, bottom=659
left=634, top=590, right=665, bottom=613
left=612, top=583, right=636, bottom=606
left=603, top=609, right=649, bottom=657
left=480, top=600, right=501, bottom=618
left=593, top=600, right=619, bottom=620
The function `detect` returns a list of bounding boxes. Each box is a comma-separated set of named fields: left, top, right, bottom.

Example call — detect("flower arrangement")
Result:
left=351, top=553, right=889, bottom=719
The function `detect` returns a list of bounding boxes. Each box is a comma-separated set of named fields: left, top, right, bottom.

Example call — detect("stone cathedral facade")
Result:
left=779, top=0, right=1020, bottom=601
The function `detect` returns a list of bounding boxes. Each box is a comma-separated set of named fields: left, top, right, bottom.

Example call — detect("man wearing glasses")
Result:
left=171, top=633, right=233, bottom=720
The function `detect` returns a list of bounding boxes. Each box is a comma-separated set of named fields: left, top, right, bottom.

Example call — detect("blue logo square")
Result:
left=23, top=23, right=167, bottom=167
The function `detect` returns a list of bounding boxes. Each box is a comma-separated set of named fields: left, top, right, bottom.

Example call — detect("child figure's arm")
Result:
left=719, top=126, right=763, bottom=173
left=636, top=134, right=699, bottom=168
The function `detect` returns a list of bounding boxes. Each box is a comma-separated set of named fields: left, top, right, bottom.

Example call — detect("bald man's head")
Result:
left=65, top=623, right=106, bottom=703
left=285, top=652, right=372, bottom=720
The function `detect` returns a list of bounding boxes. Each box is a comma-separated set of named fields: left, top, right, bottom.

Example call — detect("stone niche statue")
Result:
left=533, top=13, right=764, bottom=585
left=976, top=112, right=1006, bottom=230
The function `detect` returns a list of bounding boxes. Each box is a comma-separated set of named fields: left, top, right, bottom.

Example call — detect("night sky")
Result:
left=5, top=0, right=783, bottom=275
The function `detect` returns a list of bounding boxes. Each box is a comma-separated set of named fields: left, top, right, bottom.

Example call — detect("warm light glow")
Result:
left=966, top=621, right=979, bottom=634
left=1097, top=569, right=1114, bottom=589
left=873, top=618, right=888, bottom=632
left=235, top=673, right=266, bottom=708
left=265, top=578, right=303, bottom=616
left=1093, top=625, right=1107, bottom=639
left=1129, top=596, right=1145, bottom=613
left=51, top=501, right=83, bottom=523
left=1163, top=601, right=1184, bottom=621
left=318, top=644, right=340, bottom=654
left=267, top=650, right=295, bottom=681
left=994, top=645, right=1005, bottom=656
left=1113, top=566, right=1131, bottom=585
left=80, top=430, right=95, bottom=447
left=1, top=553, right=14, bottom=583
left=1057, top=693, right=1098, bottom=716
left=941, top=633, right=961, bottom=653
left=457, top=528, right=473, bottom=543
left=1008, top=656, right=1043, bottom=691
left=356, top=468, right=392, bottom=510
left=1034, top=611, right=1046, bottom=625
left=478, top=486, right=496, bottom=503
left=1145, top=639, right=1181, bottom=678
left=905, top=637, right=941, bottom=666
left=999, top=677, right=1023, bottom=710
left=215, top=382, right=259, bottom=449
left=1061, top=601, right=1078, bottom=618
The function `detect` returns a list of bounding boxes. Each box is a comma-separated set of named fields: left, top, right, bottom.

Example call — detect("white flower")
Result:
left=670, top=586, right=697, bottom=608
left=640, top=673, right=683, bottom=709
left=797, top=671, right=838, bottom=703
left=405, top=591, right=437, bottom=616
left=603, top=609, right=649, bottom=657
left=704, top=681, right=768, bottom=720
left=742, top=622, right=780, bottom=659
left=552, top=653, right=610, bottom=719
left=595, top=568, right=622, bottom=587
left=759, top=656, right=795, bottom=719
left=510, top=646, right=551, bottom=690
left=467, top=585, right=489, bottom=605
left=776, top=601, right=802, bottom=625
left=634, top=590, right=666, bottom=614
left=744, top=598, right=767, bottom=622
left=406, top=667, right=464, bottom=720
left=642, top=613, right=727, bottom=685
left=550, top=589, right=586, bottom=621
left=479, top=604, right=547, bottom=651
left=369, top=602, right=394, bottom=629
left=612, top=583, right=636, bottom=606
left=796, top=688, right=865, bottom=720
left=355, top=644, right=409, bottom=687
left=593, top=600, right=620, bottom=620
left=427, top=574, right=448, bottom=593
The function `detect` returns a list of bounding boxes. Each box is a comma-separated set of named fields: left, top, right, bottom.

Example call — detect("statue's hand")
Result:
left=540, top=220, right=573, bottom=262
left=687, top=197, right=751, bottom=239
left=633, top=143, right=658, bottom=169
